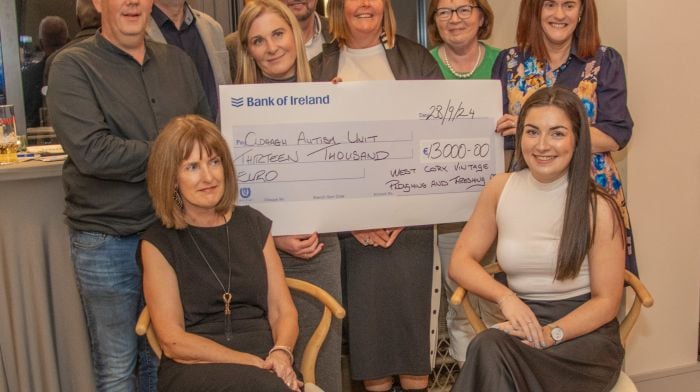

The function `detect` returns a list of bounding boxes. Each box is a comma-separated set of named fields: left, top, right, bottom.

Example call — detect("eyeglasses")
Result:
left=435, top=5, right=479, bottom=21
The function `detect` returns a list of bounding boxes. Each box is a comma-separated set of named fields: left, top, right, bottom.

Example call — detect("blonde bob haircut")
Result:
left=427, top=0, right=495, bottom=47
left=236, top=0, right=312, bottom=83
left=147, top=115, right=238, bottom=229
left=327, top=0, right=397, bottom=49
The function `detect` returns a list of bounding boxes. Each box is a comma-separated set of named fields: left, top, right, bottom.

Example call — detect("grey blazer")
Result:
left=146, top=8, right=232, bottom=87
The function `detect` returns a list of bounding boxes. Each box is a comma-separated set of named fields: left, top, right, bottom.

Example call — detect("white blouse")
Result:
left=496, top=170, right=591, bottom=301
left=337, top=43, right=395, bottom=81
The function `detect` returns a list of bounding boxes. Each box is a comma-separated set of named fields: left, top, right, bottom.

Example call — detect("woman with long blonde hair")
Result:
left=235, top=1, right=342, bottom=390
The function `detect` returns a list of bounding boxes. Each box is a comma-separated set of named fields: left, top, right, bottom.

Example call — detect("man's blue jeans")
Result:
left=70, top=230, right=157, bottom=392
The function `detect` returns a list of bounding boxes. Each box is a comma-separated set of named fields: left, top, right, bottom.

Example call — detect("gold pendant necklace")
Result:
left=188, top=214, right=234, bottom=341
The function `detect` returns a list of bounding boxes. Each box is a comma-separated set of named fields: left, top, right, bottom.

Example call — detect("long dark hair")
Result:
left=512, top=87, right=622, bottom=280
left=516, top=0, right=601, bottom=61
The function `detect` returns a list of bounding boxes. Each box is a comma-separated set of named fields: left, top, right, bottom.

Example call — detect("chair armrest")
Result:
left=450, top=287, right=466, bottom=306
left=483, top=263, right=503, bottom=275
left=285, top=278, right=346, bottom=319
left=624, top=270, right=654, bottom=307
left=450, top=287, right=488, bottom=334
left=285, top=277, right=345, bottom=386
left=135, top=306, right=163, bottom=359
left=448, top=263, right=654, bottom=350
left=135, top=306, right=151, bottom=336
left=619, top=270, right=654, bottom=347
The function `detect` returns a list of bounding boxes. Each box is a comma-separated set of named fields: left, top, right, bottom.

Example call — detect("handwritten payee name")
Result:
left=239, top=131, right=380, bottom=147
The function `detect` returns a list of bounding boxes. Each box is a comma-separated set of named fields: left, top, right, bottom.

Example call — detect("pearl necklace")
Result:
left=441, top=44, right=483, bottom=79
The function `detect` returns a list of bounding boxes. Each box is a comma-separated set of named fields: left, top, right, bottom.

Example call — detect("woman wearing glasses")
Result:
left=428, top=0, right=499, bottom=80
left=426, top=0, right=503, bottom=368
left=492, top=0, right=637, bottom=276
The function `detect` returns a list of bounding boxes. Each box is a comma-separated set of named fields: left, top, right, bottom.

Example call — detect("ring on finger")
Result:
left=363, top=238, right=369, bottom=246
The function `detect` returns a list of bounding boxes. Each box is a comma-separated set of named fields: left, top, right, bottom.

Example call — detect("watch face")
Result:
left=551, top=327, right=564, bottom=342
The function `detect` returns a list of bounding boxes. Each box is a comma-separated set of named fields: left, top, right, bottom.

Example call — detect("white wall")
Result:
left=625, top=0, right=700, bottom=375
left=484, top=1, right=518, bottom=48
left=487, top=0, right=700, bottom=378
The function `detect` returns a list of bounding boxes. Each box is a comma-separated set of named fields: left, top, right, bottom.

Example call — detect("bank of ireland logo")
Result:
left=231, top=97, right=244, bottom=107
left=240, top=187, right=251, bottom=198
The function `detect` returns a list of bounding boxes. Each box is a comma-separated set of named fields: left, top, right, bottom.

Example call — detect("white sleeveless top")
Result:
left=338, top=43, right=395, bottom=81
left=496, top=170, right=590, bottom=300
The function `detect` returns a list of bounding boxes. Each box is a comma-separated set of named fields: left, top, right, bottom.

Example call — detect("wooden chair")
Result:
left=450, top=263, right=654, bottom=391
left=135, top=277, right=346, bottom=392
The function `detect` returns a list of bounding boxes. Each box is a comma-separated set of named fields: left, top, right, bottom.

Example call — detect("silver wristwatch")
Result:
left=549, top=324, right=564, bottom=345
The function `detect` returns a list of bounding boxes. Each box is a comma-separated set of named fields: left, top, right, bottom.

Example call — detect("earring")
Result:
left=173, top=189, right=184, bottom=210
left=578, top=16, right=582, bottom=23
left=380, top=28, right=388, bottom=47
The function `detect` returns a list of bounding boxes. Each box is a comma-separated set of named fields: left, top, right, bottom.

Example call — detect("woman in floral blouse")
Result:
left=493, top=0, right=637, bottom=275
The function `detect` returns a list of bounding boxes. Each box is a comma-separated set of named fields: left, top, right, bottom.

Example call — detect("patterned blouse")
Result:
left=494, top=45, right=633, bottom=151
left=493, top=44, right=638, bottom=275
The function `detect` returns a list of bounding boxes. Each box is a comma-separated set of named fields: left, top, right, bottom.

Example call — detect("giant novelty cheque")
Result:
left=220, top=80, right=504, bottom=235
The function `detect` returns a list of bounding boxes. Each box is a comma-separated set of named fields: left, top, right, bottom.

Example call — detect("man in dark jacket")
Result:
left=47, top=0, right=210, bottom=390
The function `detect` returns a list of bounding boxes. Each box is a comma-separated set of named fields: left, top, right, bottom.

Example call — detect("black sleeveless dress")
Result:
left=141, top=206, right=290, bottom=391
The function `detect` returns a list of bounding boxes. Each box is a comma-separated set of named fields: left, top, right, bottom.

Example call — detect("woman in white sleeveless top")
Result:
left=449, top=87, right=625, bottom=391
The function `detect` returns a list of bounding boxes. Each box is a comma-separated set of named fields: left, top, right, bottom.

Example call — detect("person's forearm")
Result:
left=269, top=310, right=299, bottom=351
left=66, top=134, right=151, bottom=181
left=590, top=126, right=620, bottom=153
left=545, top=295, right=621, bottom=344
left=449, top=254, right=511, bottom=305
left=160, top=329, right=262, bottom=366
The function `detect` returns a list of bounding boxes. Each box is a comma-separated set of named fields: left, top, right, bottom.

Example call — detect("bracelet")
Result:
left=497, top=292, right=516, bottom=308
left=268, top=345, right=294, bottom=364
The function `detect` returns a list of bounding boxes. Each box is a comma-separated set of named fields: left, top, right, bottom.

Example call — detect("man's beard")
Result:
left=288, top=1, right=315, bottom=22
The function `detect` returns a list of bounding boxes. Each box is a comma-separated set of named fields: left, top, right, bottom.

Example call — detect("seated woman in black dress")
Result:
left=140, top=115, right=301, bottom=391
left=449, top=87, right=625, bottom=391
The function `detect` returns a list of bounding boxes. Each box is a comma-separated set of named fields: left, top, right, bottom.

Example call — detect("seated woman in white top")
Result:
left=449, top=87, right=626, bottom=392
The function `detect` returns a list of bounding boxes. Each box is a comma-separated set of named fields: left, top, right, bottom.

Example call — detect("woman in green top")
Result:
left=427, top=0, right=499, bottom=80
left=427, top=0, right=503, bottom=366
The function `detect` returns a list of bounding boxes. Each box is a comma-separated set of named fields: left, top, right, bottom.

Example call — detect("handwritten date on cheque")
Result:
left=418, top=99, right=475, bottom=125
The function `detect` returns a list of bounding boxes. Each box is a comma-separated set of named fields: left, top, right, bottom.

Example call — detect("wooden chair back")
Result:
left=135, top=277, right=346, bottom=386
left=449, top=263, right=654, bottom=348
